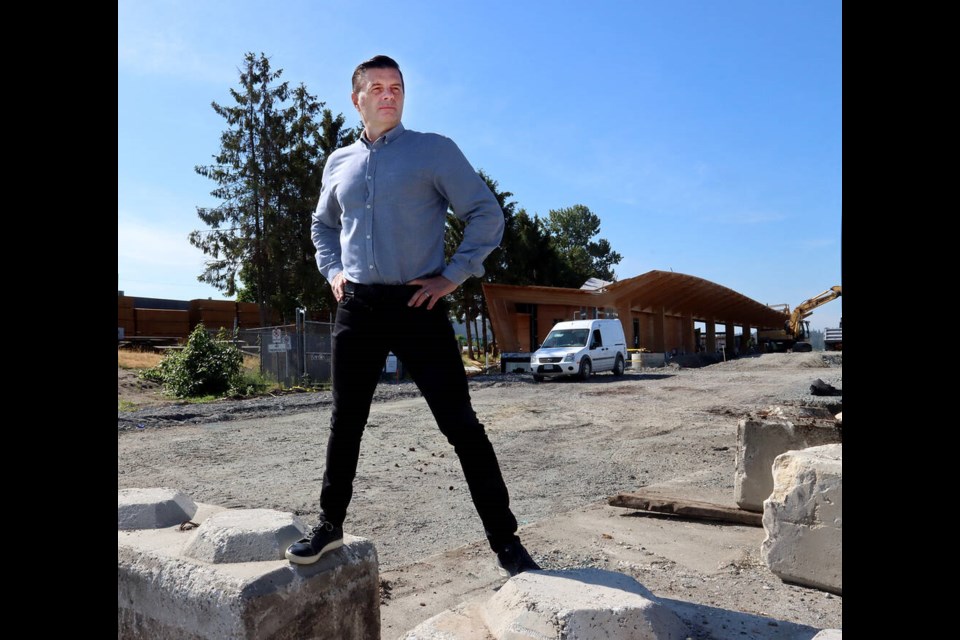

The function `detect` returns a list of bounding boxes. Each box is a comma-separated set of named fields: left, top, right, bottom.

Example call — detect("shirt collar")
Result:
left=361, top=122, right=406, bottom=147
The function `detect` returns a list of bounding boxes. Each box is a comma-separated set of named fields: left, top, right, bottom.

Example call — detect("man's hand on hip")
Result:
left=330, top=272, right=347, bottom=302
left=407, top=275, right=457, bottom=310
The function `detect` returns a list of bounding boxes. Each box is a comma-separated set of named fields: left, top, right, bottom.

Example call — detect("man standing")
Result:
left=285, top=55, right=539, bottom=576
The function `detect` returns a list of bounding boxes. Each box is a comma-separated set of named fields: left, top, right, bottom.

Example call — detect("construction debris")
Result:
left=608, top=489, right=762, bottom=526
left=810, top=378, right=841, bottom=396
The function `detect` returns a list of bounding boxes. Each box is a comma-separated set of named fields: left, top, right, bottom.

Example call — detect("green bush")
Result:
left=229, top=369, right=272, bottom=397
left=141, top=325, right=243, bottom=398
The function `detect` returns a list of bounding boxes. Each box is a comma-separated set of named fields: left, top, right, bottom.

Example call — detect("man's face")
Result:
left=353, top=67, right=404, bottom=137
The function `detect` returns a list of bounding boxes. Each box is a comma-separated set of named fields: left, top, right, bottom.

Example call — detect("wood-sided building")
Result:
left=483, top=270, right=788, bottom=354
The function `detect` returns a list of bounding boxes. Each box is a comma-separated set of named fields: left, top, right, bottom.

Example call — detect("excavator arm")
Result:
left=787, top=286, right=842, bottom=337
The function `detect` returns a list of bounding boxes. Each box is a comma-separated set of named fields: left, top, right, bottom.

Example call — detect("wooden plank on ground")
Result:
left=608, top=489, right=762, bottom=526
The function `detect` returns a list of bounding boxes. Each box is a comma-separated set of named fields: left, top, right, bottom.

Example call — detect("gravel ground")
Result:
left=118, top=351, right=842, bottom=637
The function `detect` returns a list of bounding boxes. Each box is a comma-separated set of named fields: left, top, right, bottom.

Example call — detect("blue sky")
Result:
left=118, top=0, right=842, bottom=330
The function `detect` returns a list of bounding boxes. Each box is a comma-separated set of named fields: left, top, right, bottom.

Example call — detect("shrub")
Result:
left=229, top=368, right=272, bottom=397
left=141, top=325, right=243, bottom=398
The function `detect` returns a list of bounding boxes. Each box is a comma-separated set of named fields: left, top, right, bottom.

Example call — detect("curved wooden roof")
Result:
left=483, top=270, right=788, bottom=329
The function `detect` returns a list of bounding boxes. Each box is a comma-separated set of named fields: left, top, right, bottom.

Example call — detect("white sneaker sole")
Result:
left=285, top=538, right=344, bottom=565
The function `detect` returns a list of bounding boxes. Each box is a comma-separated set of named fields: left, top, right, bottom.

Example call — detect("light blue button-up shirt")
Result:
left=311, top=123, right=505, bottom=286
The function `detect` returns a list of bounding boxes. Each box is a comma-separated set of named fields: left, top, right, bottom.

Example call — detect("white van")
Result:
left=529, top=319, right=627, bottom=382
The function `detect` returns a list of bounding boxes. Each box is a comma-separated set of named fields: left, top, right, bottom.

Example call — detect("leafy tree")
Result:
left=507, top=209, right=568, bottom=286
left=545, top=204, right=623, bottom=286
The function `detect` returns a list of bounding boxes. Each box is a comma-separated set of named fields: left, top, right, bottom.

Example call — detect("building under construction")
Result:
left=483, top=270, right=788, bottom=355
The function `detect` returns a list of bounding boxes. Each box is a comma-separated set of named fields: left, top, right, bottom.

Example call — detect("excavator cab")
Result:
left=793, top=321, right=813, bottom=352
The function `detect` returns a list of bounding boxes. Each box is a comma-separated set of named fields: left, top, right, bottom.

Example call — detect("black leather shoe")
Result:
left=497, top=541, right=541, bottom=577
left=285, top=518, right=344, bottom=565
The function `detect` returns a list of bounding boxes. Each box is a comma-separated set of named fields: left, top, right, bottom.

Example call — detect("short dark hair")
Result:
left=352, top=55, right=404, bottom=93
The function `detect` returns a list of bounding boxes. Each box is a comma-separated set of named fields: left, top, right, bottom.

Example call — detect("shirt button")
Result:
left=366, top=204, right=371, bottom=209
left=369, top=265, right=374, bottom=269
left=366, top=176, right=371, bottom=180
left=366, top=235, right=371, bottom=239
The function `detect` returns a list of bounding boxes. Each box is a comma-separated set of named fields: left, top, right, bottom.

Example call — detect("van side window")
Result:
left=591, top=329, right=603, bottom=349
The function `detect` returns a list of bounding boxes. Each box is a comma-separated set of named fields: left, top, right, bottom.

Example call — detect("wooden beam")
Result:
left=607, top=490, right=762, bottom=526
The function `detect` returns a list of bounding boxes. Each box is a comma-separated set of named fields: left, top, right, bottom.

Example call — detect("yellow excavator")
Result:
left=758, top=286, right=842, bottom=352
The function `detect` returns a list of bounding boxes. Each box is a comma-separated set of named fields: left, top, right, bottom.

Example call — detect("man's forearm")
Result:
left=311, top=218, right=344, bottom=282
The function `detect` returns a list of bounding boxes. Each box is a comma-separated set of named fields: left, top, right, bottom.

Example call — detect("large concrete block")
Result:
left=813, top=631, right=842, bottom=639
left=735, top=419, right=840, bottom=512
left=761, top=444, right=842, bottom=594
left=403, top=603, right=494, bottom=640
left=182, top=509, right=304, bottom=563
left=118, top=496, right=380, bottom=639
left=118, top=487, right=197, bottom=530
left=482, top=569, right=689, bottom=639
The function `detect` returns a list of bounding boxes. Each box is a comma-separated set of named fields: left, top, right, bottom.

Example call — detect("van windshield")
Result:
left=541, top=329, right=589, bottom=348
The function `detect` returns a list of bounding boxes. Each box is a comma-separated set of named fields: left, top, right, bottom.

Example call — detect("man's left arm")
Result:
left=408, top=137, right=504, bottom=309
left=435, top=138, right=505, bottom=285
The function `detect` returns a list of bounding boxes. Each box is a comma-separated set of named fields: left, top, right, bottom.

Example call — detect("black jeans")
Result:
left=319, top=282, right=519, bottom=552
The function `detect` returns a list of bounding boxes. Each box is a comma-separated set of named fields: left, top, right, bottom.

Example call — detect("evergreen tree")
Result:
left=192, top=53, right=358, bottom=323
left=191, top=52, right=288, bottom=325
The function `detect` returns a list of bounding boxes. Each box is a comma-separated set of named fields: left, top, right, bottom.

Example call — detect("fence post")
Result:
left=296, top=308, right=307, bottom=381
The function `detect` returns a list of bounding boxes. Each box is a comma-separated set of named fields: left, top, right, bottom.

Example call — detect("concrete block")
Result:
left=629, top=353, right=666, bottom=369
left=761, top=444, right=842, bottom=594
left=182, top=508, right=304, bottom=563
left=482, top=568, right=689, bottom=639
left=813, top=631, right=842, bottom=640
left=118, top=487, right=197, bottom=530
left=119, top=500, right=380, bottom=639
left=641, top=353, right=665, bottom=368
left=735, top=419, right=840, bottom=512
left=403, top=603, right=494, bottom=640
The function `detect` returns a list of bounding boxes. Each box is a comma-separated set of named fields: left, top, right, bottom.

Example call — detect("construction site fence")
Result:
left=237, top=321, right=334, bottom=387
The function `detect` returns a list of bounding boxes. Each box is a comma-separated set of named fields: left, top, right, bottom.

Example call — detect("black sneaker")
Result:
left=285, top=518, right=344, bottom=565
left=497, top=541, right=541, bottom=577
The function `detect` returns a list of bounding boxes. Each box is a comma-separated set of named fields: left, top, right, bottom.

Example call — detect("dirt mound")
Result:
left=712, top=352, right=840, bottom=371
left=117, top=367, right=172, bottom=410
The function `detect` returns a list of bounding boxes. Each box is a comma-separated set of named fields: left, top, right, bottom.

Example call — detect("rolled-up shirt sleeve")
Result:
left=434, top=138, right=505, bottom=285
left=311, top=160, right=344, bottom=283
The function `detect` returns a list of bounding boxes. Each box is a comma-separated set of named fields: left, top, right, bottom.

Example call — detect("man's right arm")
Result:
left=311, top=161, right=344, bottom=284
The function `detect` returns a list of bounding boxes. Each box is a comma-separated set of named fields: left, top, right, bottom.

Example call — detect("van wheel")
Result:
left=532, top=375, right=545, bottom=382
left=578, top=359, right=592, bottom=381
left=612, top=355, right=625, bottom=376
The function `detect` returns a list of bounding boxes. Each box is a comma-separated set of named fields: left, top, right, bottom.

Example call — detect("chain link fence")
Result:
left=237, top=321, right=334, bottom=387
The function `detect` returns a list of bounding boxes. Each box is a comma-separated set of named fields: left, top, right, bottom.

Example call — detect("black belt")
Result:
left=343, top=281, right=419, bottom=294
left=342, top=280, right=426, bottom=305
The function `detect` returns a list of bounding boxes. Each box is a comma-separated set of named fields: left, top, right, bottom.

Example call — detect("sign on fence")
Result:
left=244, top=322, right=333, bottom=386
left=268, top=329, right=291, bottom=353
